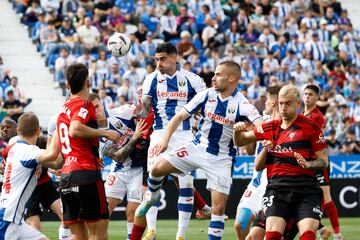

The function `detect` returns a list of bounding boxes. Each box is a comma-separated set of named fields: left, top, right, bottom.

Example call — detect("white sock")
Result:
left=58, top=225, right=71, bottom=240
left=146, top=206, right=158, bottom=231
left=208, top=214, right=225, bottom=239
left=127, top=222, right=134, bottom=240
left=177, top=175, right=194, bottom=238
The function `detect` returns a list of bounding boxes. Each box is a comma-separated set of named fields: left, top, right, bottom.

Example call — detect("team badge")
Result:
left=289, top=132, right=295, bottom=140
left=115, top=121, right=123, bottom=129
left=227, top=106, right=236, bottom=114
left=178, top=80, right=186, bottom=87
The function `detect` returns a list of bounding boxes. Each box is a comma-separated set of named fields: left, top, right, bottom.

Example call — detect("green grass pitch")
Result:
left=42, top=218, right=359, bottom=239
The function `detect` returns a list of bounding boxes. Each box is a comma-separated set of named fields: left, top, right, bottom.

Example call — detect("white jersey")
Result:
left=142, top=67, right=206, bottom=131
left=184, top=88, right=262, bottom=158
left=0, top=140, right=42, bottom=224
left=99, top=105, right=141, bottom=172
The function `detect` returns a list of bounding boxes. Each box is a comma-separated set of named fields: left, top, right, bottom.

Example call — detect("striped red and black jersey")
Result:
left=57, top=97, right=101, bottom=188
left=253, top=115, right=327, bottom=193
left=303, top=107, right=325, bottom=130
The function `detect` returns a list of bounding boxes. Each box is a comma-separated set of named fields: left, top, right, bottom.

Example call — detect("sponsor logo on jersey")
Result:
left=78, top=107, right=89, bottom=119
left=115, top=121, right=123, bottom=129
left=115, top=129, right=132, bottom=147
left=178, top=80, right=186, bottom=87
left=157, top=90, right=188, bottom=100
left=204, top=109, right=234, bottom=125
left=268, top=145, right=293, bottom=153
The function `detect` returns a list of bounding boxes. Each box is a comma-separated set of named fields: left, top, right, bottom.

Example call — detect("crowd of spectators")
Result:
left=9, top=0, right=360, bottom=155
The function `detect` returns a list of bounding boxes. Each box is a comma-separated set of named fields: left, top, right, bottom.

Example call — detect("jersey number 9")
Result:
left=59, top=123, right=72, bottom=154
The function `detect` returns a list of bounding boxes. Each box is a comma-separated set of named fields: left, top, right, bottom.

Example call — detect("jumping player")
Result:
left=133, top=61, right=263, bottom=240
left=133, top=42, right=210, bottom=240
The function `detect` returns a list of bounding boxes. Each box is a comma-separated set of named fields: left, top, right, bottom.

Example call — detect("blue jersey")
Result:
left=185, top=88, right=262, bottom=158
left=98, top=105, right=142, bottom=172
left=142, top=67, right=206, bottom=131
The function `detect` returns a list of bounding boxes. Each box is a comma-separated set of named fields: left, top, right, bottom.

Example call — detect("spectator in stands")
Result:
left=236, top=8, right=249, bottom=34
left=253, top=89, right=266, bottom=114
left=290, top=63, right=308, bottom=87
left=134, top=22, right=148, bottom=43
left=98, top=88, right=113, bottom=110
left=243, top=23, right=258, bottom=45
left=247, top=76, right=265, bottom=101
left=177, top=31, right=196, bottom=60
left=94, top=0, right=113, bottom=24
left=338, top=35, right=357, bottom=63
left=276, top=63, right=292, bottom=84
left=105, top=62, right=121, bottom=100
left=2, top=90, right=23, bottom=122
left=198, top=62, right=213, bottom=88
left=55, top=48, right=75, bottom=96
left=77, top=16, right=104, bottom=54
left=62, top=0, right=80, bottom=16
left=40, top=19, right=58, bottom=60
left=268, top=5, right=284, bottom=37
left=271, top=35, right=288, bottom=59
left=346, top=129, right=360, bottom=154
left=318, top=19, right=331, bottom=44
left=239, top=59, right=256, bottom=87
left=5, top=76, right=31, bottom=107
left=123, top=61, right=145, bottom=94
left=40, top=0, right=60, bottom=13
left=58, top=16, right=80, bottom=54
left=160, top=8, right=178, bottom=42
left=249, top=5, right=266, bottom=32
left=326, top=129, right=341, bottom=155
left=141, top=33, right=157, bottom=61
left=115, top=0, right=135, bottom=22
left=354, top=116, right=360, bottom=141
left=259, top=25, right=275, bottom=49
left=116, top=78, right=137, bottom=105
left=73, top=7, right=86, bottom=29
left=176, top=6, right=197, bottom=36
left=281, top=49, right=298, bottom=72
left=140, top=6, right=160, bottom=37
left=22, top=1, right=42, bottom=28
left=329, top=62, right=347, bottom=89
left=234, top=35, right=251, bottom=58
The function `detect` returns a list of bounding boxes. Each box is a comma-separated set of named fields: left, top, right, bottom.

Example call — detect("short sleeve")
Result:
left=142, top=72, right=157, bottom=97
left=21, top=147, right=43, bottom=169
left=253, top=121, right=273, bottom=141
left=47, top=114, right=59, bottom=137
left=190, top=74, right=206, bottom=94
left=239, top=96, right=262, bottom=123
left=310, top=128, right=327, bottom=153
left=111, top=104, right=136, bottom=120
left=70, top=101, right=96, bottom=124
left=184, top=89, right=208, bottom=115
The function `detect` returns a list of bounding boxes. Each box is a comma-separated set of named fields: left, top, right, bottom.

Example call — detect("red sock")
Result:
left=300, top=230, right=316, bottom=240
left=194, top=188, right=206, bottom=210
left=324, top=201, right=340, bottom=234
left=130, top=224, right=146, bottom=240
left=265, top=231, right=282, bottom=240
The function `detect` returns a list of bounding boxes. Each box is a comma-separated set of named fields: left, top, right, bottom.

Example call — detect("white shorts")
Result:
left=165, top=142, right=233, bottom=195
left=147, top=130, right=193, bottom=170
left=237, top=185, right=266, bottom=215
left=1, top=221, right=46, bottom=240
left=105, top=167, right=143, bottom=203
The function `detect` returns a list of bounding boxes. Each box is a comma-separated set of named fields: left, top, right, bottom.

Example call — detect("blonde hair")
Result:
left=279, top=84, right=300, bottom=100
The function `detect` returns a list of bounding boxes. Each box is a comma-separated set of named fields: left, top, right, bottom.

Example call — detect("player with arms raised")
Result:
left=133, top=61, right=263, bottom=240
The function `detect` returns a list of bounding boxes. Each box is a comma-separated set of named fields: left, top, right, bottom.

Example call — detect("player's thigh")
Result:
left=294, top=193, right=322, bottom=224
left=107, top=197, right=122, bottom=216
left=40, top=181, right=60, bottom=212
left=105, top=173, right=127, bottom=202
left=237, top=186, right=265, bottom=217
left=203, top=155, right=233, bottom=196
left=50, top=199, right=63, bottom=221
left=17, top=222, right=48, bottom=240
left=159, top=143, right=198, bottom=176
left=126, top=168, right=144, bottom=204
left=235, top=207, right=255, bottom=232
left=25, top=215, right=41, bottom=231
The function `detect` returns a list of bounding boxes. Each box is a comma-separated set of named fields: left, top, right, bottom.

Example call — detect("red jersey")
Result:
left=57, top=97, right=101, bottom=187
left=253, top=115, right=327, bottom=193
left=304, top=107, right=325, bottom=130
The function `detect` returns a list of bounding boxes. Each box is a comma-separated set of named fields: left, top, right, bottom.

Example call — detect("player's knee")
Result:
left=236, top=208, right=253, bottom=231
left=150, top=165, right=161, bottom=177
left=211, top=202, right=226, bottom=215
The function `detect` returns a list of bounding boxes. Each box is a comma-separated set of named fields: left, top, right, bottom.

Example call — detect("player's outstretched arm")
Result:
left=137, top=95, right=152, bottom=119
left=233, top=125, right=258, bottom=147
left=108, top=119, right=148, bottom=163
left=37, top=131, right=63, bottom=169
left=254, top=140, right=273, bottom=171
left=154, top=109, right=190, bottom=155
left=294, top=148, right=329, bottom=170
left=69, top=120, right=120, bottom=142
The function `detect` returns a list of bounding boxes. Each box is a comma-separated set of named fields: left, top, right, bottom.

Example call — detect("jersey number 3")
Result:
left=59, top=123, right=72, bottom=154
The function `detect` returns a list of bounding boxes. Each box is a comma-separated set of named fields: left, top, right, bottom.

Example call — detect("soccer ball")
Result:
left=107, top=33, right=131, bottom=57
